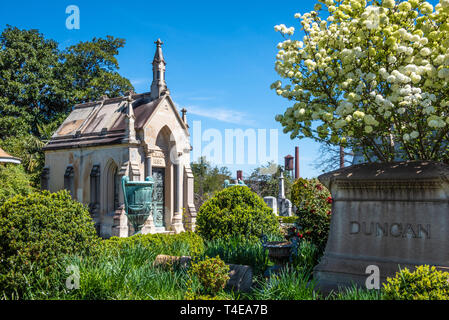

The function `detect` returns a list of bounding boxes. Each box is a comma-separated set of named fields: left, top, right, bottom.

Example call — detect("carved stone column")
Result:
left=183, top=164, right=197, bottom=231
left=140, top=146, right=156, bottom=234
left=171, top=153, right=185, bottom=234
left=112, top=162, right=129, bottom=237
left=144, top=145, right=153, bottom=178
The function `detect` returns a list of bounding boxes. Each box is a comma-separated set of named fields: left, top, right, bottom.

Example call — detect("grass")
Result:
left=3, top=234, right=382, bottom=301
left=250, top=265, right=320, bottom=300
left=203, top=236, right=270, bottom=276
left=326, top=284, right=383, bottom=300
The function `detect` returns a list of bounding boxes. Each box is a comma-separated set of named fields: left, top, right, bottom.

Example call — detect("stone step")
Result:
left=153, top=228, right=175, bottom=235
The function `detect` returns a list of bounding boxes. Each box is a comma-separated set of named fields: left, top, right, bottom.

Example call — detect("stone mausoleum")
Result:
left=42, top=39, right=196, bottom=238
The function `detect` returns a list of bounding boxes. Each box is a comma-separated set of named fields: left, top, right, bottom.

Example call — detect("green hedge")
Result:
left=196, top=186, right=280, bottom=241
left=103, top=231, right=205, bottom=257
left=0, top=164, right=34, bottom=207
left=383, top=265, right=449, bottom=300
left=0, top=190, right=100, bottom=298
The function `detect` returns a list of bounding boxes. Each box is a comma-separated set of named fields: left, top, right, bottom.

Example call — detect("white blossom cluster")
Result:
left=272, top=0, right=449, bottom=161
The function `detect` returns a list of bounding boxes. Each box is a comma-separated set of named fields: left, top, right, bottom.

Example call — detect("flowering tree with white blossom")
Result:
left=273, top=0, right=449, bottom=163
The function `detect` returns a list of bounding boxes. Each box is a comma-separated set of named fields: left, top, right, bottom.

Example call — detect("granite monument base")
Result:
left=314, top=161, right=449, bottom=293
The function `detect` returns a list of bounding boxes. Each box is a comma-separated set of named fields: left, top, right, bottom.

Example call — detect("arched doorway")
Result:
left=152, top=126, right=176, bottom=229
left=103, top=159, right=119, bottom=237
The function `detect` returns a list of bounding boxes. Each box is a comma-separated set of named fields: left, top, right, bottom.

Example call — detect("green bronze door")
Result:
left=152, top=168, right=165, bottom=227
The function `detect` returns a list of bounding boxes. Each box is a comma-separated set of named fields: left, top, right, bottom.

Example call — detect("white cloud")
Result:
left=130, top=78, right=150, bottom=86
left=185, top=105, right=256, bottom=125
left=187, top=96, right=215, bottom=101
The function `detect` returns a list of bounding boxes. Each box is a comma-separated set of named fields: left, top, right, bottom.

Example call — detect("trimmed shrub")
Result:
left=103, top=231, right=205, bottom=257
left=196, top=186, right=280, bottom=241
left=0, top=190, right=100, bottom=298
left=0, top=164, right=34, bottom=207
left=188, top=256, right=230, bottom=296
left=290, top=178, right=332, bottom=252
left=383, top=265, right=449, bottom=300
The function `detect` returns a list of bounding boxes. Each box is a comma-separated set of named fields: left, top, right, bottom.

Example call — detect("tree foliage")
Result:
left=273, top=0, right=449, bottom=163
left=313, top=143, right=354, bottom=173
left=0, top=25, right=133, bottom=185
left=61, top=36, right=133, bottom=103
left=245, top=161, right=295, bottom=198
left=191, top=157, right=232, bottom=209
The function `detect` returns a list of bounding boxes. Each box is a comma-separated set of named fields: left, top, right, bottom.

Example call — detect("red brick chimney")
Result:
left=237, top=170, right=243, bottom=180
left=295, top=146, right=299, bottom=179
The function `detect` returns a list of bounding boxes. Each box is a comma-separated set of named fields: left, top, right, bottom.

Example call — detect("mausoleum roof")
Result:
left=43, top=92, right=182, bottom=151
left=0, top=147, right=21, bottom=164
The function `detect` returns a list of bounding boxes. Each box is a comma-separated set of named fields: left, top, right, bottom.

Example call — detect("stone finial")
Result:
left=181, top=108, right=187, bottom=123
left=154, top=39, right=164, bottom=61
left=151, top=39, right=168, bottom=99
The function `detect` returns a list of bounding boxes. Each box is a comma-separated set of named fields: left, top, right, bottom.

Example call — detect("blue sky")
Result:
left=0, top=0, right=330, bottom=178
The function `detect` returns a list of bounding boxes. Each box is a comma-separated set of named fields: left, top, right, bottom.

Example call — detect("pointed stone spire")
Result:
left=123, top=94, right=138, bottom=144
left=151, top=39, right=168, bottom=100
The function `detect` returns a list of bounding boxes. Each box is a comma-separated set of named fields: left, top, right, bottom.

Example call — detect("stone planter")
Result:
left=314, top=161, right=449, bottom=293
left=263, top=241, right=293, bottom=266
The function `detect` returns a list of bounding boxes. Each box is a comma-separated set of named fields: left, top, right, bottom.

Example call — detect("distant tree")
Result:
left=0, top=25, right=133, bottom=186
left=313, top=143, right=354, bottom=174
left=61, top=36, right=133, bottom=103
left=191, top=157, right=232, bottom=209
left=245, top=161, right=294, bottom=198
left=0, top=26, right=63, bottom=138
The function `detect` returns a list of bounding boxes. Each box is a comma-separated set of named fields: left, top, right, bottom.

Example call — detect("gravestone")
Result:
left=225, top=264, right=253, bottom=292
left=153, top=254, right=192, bottom=268
left=314, top=161, right=449, bottom=293
left=264, top=196, right=277, bottom=215
left=278, top=198, right=292, bottom=217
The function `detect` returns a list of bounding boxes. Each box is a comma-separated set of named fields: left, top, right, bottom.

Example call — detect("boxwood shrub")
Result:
left=196, top=185, right=280, bottom=241
left=0, top=164, right=34, bottom=207
left=0, top=190, right=100, bottom=298
left=103, top=231, right=205, bottom=257
left=383, top=265, right=449, bottom=300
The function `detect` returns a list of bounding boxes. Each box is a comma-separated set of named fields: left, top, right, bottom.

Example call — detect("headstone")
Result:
left=314, top=161, right=449, bottom=293
left=153, top=254, right=192, bottom=268
left=278, top=198, right=292, bottom=217
left=225, top=264, right=253, bottom=292
left=264, top=196, right=278, bottom=215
